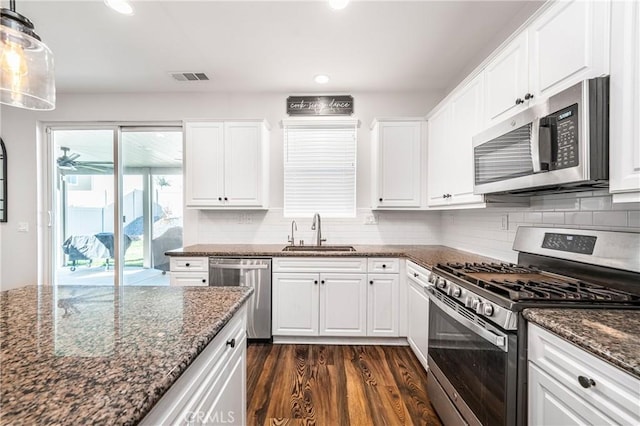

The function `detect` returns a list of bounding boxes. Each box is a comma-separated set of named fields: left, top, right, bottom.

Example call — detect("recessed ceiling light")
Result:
left=329, top=0, right=350, bottom=10
left=314, top=74, right=330, bottom=84
left=104, top=0, right=134, bottom=15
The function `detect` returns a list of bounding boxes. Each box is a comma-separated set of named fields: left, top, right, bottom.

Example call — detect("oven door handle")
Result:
left=429, top=293, right=508, bottom=352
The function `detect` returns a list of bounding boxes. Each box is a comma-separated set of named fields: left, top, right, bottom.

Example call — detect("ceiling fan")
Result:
left=56, top=147, right=113, bottom=173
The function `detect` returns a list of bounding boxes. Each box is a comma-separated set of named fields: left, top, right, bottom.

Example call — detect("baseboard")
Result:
left=272, top=336, right=410, bottom=346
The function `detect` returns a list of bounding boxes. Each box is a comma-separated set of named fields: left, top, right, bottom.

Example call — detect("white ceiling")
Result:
left=17, top=0, right=544, bottom=94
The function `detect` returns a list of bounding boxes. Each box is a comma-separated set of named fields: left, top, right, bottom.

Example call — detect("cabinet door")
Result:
left=610, top=0, right=640, bottom=201
left=272, top=273, right=319, bottom=336
left=529, top=363, right=617, bottom=426
left=528, top=0, right=610, bottom=100
left=224, top=122, right=263, bottom=206
left=367, top=274, right=399, bottom=337
left=319, top=273, right=367, bottom=337
left=449, top=74, right=486, bottom=206
left=407, top=279, right=429, bottom=370
left=484, top=32, right=529, bottom=125
left=427, top=105, right=452, bottom=206
left=184, top=122, right=225, bottom=207
left=374, top=121, right=421, bottom=208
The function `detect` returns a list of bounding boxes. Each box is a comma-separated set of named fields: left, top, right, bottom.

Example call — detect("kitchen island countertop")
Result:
left=523, top=308, right=640, bottom=379
left=167, top=244, right=499, bottom=270
left=0, top=285, right=253, bottom=425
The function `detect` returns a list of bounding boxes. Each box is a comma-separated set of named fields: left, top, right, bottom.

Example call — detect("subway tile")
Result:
left=593, top=211, right=627, bottom=227
left=564, top=212, right=593, bottom=225
left=580, top=196, right=612, bottom=211
left=524, top=212, right=543, bottom=223
left=542, top=212, right=565, bottom=224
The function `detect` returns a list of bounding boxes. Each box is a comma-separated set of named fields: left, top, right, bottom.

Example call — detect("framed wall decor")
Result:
left=1, top=138, right=6, bottom=222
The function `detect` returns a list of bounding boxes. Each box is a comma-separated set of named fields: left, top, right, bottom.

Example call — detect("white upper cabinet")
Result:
left=483, top=0, right=610, bottom=127
left=428, top=74, right=485, bottom=207
left=184, top=120, right=269, bottom=209
left=528, top=0, right=610, bottom=101
left=371, top=120, right=423, bottom=208
left=609, top=0, right=640, bottom=202
left=484, top=33, right=529, bottom=126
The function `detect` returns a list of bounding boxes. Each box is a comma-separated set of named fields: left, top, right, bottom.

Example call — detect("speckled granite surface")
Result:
left=523, top=309, right=640, bottom=379
left=0, top=285, right=253, bottom=425
left=167, top=244, right=498, bottom=270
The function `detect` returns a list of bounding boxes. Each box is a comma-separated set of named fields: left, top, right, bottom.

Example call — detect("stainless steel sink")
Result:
left=282, top=245, right=356, bottom=252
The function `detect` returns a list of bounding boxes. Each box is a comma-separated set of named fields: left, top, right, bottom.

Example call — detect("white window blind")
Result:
left=283, top=120, right=357, bottom=218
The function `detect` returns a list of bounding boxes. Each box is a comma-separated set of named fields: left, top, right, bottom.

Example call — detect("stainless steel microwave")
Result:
left=472, top=77, right=609, bottom=195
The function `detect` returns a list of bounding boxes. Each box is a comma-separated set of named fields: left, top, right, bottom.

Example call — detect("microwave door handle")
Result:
left=538, top=116, right=556, bottom=171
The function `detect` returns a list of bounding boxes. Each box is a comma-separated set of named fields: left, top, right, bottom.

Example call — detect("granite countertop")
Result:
left=167, top=244, right=499, bottom=270
left=0, top=285, right=253, bottom=425
left=523, top=308, right=640, bottom=379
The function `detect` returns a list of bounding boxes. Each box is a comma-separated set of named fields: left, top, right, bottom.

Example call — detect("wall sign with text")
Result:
left=286, top=96, right=354, bottom=116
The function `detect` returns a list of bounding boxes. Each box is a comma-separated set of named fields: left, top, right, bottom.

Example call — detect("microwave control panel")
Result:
left=550, top=103, right=579, bottom=170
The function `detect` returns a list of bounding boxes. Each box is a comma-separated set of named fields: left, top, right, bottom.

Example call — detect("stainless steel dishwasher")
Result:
left=208, top=257, right=271, bottom=340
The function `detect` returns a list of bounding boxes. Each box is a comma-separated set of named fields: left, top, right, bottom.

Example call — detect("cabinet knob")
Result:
left=218, top=197, right=222, bottom=201
left=224, top=197, right=228, bottom=201
left=414, top=273, right=419, bottom=277
left=202, top=279, right=206, bottom=283
left=314, top=280, right=318, bottom=285
left=226, top=338, right=236, bottom=348
left=185, top=263, right=190, bottom=267
left=369, top=280, right=374, bottom=285
left=382, top=264, right=387, bottom=268
left=524, top=93, right=534, bottom=100
left=321, top=280, right=325, bottom=285
left=515, top=98, right=524, bottom=105
left=578, top=376, right=595, bottom=389
left=379, top=198, right=383, bottom=202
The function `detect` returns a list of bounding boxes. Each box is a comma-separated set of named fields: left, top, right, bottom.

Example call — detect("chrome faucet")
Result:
left=311, top=213, right=326, bottom=246
left=288, top=220, right=297, bottom=246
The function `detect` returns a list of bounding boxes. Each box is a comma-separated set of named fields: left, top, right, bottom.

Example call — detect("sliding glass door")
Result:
left=49, top=125, right=182, bottom=287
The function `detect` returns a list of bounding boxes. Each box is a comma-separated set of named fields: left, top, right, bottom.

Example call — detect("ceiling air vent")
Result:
left=170, top=72, right=210, bottom=81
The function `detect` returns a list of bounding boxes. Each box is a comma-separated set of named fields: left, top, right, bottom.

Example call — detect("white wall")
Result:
left=441, top=191, right=640, bottom=262
left=0, top=90, right=443, bottom=290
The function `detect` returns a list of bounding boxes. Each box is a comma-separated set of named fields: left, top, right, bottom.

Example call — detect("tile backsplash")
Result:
left=193, top=208, right=442, bottom=245
left=440, top=190, right=640, bottom=263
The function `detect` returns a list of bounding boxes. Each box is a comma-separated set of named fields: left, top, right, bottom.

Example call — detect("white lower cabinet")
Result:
left=406, top=261, right=430, bottom=370
left=141, top=306, right=247, bottom=426
left=272, top=272, right=367, bottom=337
left=367, top=274, right=399, bottom=337
left=169, top=257, right=209, bottom=286
left=271, top=257, right=400, bottom=339
left=528, top=323, right=640, bottom=426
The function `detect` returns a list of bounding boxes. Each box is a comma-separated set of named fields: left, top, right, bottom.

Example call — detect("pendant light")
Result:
left=0, top=0, right=55, bottom=110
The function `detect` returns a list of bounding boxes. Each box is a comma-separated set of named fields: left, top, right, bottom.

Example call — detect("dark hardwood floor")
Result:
left=247, top=344, right=443, bottom=426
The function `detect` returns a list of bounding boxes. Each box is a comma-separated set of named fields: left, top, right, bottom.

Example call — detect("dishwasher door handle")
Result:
left=209, top=264, right=269, bottom=270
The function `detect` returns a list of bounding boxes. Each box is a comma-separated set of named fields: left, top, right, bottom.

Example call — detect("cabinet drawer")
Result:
left=406, top=261, right=431, bottom=287
left=169, top=272, right=209, bottom=286
left=273, top=257, right=367, bottom=273
left=170, top=256, right=208, bottom=272
left=140, top=305, right=247, bottom=425
left=367, top=258, right=400, bottom=273
left=528, top=323, right=640, bottom=425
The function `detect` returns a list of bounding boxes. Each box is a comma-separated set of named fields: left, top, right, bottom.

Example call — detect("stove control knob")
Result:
left=483, top=304, right=494, bottom=316
left=436, top=277, right=447, bottom=289
left=475, top=302, right=484, bottom=314
left=451, top=286, right=461, bottom=298
left=464, top=297, right=476, bottom=309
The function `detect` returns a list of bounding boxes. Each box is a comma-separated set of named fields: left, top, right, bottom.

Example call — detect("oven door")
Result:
left=427, top=292, right=518, bottom=426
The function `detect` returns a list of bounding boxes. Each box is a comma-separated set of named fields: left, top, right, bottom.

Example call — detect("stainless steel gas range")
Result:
left=425, top=227, right=640, bottom=426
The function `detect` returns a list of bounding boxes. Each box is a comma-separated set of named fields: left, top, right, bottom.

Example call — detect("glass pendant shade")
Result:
left=0, top=8, right=55, bottom=110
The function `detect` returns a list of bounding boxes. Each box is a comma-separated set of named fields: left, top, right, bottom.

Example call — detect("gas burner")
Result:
left=439, top=262, right=538, bottom=275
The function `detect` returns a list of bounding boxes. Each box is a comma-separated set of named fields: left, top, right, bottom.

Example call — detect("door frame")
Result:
left=39, top=121, right=182, bottom=286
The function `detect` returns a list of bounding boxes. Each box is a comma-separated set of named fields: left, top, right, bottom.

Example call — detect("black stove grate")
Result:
left=436, top=262, right=640, bottom=303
